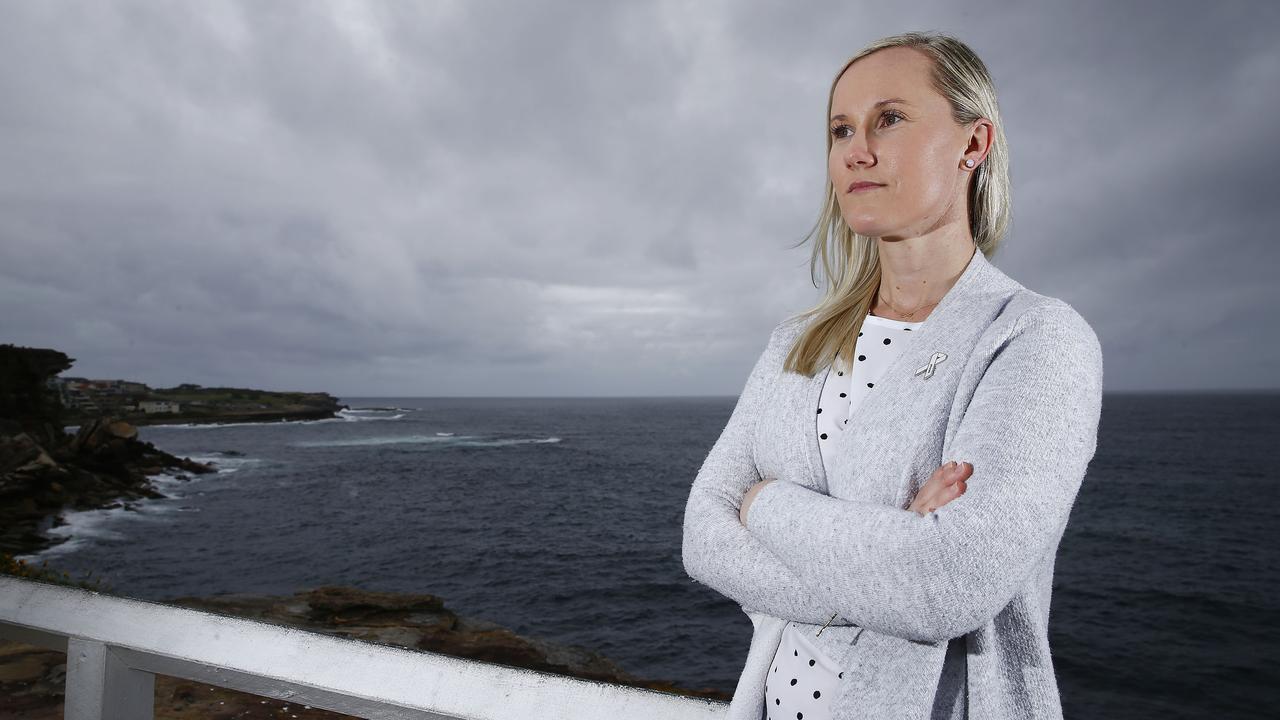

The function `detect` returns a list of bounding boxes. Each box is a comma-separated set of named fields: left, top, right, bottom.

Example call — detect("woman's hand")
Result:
left=907, top=460, right=972, bottom=516
left=739, top=476, right=776, bottom=525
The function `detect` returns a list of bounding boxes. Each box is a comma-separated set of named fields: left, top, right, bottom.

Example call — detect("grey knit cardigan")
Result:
left=681, top=247, right=1104, bottom=719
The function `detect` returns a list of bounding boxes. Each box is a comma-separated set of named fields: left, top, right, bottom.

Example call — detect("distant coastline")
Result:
left=73, top=405, right=345, bottom=427
left=56, top=380, right=348, bottom=427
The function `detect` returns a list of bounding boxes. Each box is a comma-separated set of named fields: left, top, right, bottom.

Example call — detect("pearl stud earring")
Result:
left=964, top=158, right=975, bottom=167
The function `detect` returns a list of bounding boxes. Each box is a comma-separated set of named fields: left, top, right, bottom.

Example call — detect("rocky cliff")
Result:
left=0, top=343, right=215, bottom=557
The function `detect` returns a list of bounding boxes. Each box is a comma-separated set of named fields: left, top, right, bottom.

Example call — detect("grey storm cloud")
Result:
left=0, top=0, right=1276, bottom=396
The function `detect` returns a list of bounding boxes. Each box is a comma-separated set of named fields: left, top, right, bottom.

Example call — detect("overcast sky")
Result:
left=1, top=0, right=1276, bottom=397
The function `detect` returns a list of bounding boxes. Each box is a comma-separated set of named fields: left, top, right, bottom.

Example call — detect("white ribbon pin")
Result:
left=914, top=352, right=947, bottom=380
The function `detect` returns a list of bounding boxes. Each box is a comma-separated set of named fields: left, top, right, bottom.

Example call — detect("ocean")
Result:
left=19, top=392, right=1279, bottom=719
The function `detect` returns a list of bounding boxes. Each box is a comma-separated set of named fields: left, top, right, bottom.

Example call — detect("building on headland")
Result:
left=49, top=376, right=157, bottom=416
left=137, top=400, right=181, bottom=414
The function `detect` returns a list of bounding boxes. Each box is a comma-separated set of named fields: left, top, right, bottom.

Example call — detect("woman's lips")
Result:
left=847, top=182, right=885, bottom=193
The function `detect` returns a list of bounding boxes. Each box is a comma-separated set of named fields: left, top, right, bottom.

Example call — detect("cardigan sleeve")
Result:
left=744, top=302, right=1104, bottom=643
left=681, top=321, right=856, bottom=627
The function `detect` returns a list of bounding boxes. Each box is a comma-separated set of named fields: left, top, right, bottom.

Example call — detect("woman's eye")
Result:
left=829, top=111, right=903, bottom=139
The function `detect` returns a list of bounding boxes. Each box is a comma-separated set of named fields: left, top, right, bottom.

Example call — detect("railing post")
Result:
left=65, top=637, right=155, bottom=720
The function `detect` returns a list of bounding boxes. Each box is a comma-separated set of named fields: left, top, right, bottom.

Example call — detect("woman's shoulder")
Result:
left=1007, top=289, right=1098, bottom=338
left=1000, top=289, right=1103, bottom=370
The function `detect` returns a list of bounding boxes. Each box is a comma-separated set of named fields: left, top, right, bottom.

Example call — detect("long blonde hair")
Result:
left=782, top=31, right=1011, bottom=377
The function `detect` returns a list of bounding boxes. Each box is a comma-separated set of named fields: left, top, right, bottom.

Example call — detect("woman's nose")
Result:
left=844, top=138, right=874, bottom=167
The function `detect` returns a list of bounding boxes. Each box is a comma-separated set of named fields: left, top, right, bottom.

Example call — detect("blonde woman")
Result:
left=682, top=31, right=1103, bottom=720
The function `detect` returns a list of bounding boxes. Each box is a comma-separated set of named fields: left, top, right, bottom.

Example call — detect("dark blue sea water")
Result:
left=21, top=393, right=1280, bottom=719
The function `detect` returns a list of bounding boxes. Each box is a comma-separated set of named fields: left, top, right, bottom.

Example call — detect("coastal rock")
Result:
left=0, top=344, right=71, bottom=435
left=0, top=343, right=338, bottom=557
left=0, top=433, right=45, bottom=475
left=104, top=420, right=137, bottom=440
left=0, top=411, right=216, bottom=556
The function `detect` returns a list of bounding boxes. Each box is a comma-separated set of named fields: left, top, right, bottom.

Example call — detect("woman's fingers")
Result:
left=942, top=461, right=972, bottom=486
left=946, top=460, right=972, bottom=481
left=911, top=461, right=972, bottom=515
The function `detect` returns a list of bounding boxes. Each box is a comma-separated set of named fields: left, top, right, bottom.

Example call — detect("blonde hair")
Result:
left=782, top=31, right=1010, bottom=377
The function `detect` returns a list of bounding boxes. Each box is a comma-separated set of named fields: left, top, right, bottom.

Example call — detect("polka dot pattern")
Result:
left=767, top=311, right=922, bottom=718
left=765, top=622, right=842, bottom=719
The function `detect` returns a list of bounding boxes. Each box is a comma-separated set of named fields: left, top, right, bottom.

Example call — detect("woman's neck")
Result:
left=872, top=234, right=977, bottom=322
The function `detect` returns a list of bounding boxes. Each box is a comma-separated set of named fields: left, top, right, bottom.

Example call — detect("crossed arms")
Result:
left=681, top=303, right=1103, bottom=643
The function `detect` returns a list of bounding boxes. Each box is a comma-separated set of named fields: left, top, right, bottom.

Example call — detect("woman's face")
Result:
left=828, top=47, right=978, bottom=241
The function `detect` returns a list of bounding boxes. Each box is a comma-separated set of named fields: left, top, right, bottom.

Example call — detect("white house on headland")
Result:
left=138, top=400, right=180, bottom=414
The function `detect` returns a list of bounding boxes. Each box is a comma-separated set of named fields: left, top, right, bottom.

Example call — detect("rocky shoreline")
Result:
left=0, top=343, right=336, bottom=558
left=0, top=415, right=217, bottom=558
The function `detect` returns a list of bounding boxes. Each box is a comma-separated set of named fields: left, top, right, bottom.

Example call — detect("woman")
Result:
left=681, top=31, right=1103, bottom=720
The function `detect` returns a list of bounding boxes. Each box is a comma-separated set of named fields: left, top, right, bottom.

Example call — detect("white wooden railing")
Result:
left=0, top=575, right=724, bottom=719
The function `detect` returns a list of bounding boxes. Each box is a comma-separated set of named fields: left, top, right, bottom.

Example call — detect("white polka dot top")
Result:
left=765, top=311, right=923, bottom=720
